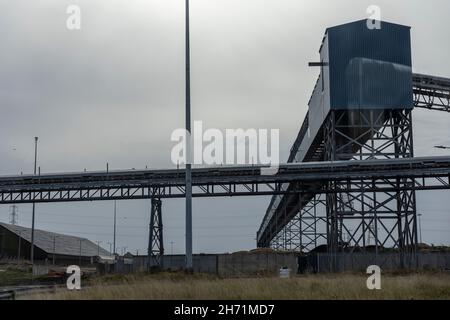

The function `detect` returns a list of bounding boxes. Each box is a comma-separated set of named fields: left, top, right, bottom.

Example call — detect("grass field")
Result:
left=22, top=271, right=450, bottom=300
left=0, top=268, right=33, bottom=287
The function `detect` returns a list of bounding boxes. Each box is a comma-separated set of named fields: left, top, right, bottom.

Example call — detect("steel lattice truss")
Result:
left=324, top=110, right=414, bottom=161
left=0, top=157, right=449, bottom=205
left=261, top=73, right=450, bottom=260
left=325, top=109, right=417, bottom=268
left=270, top=194, right=327, bottom=252
left=0, top=70, right=448, bottom=268
left=259, top=110, right=417, bottom=247
left=148, top=199, right=164, bottom=270
left=413, top=74, right=450, bottom=112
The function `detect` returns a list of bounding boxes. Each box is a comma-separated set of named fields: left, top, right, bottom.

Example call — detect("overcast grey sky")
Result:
left=0, top=0, right=449, bottom=254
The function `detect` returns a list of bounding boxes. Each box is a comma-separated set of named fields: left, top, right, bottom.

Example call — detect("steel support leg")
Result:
left=324, top=109, right=418, bottom=271
left=147, top=198, right=164, bottom=271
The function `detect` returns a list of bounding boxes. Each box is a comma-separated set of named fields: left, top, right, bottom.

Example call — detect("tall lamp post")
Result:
left=185, top=0, right=193, bottom=272
left=79, top=239, right=83, bottom=266
left=108, top=242, right=113, bottom=256
left=30, top=137, right=38, bottom=268
left=17, top=231, right=22, bottom=265
left=53, top=235, right=58, bottom=265
left=418, top=214, right=423, bottom=244
left=113, top=200, right=117, bottom=255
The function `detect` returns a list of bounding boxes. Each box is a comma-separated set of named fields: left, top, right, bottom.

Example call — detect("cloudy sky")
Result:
left=0, top=0, right=449, bottom=255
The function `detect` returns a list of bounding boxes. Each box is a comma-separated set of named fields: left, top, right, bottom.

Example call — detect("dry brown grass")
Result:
left=22, top=272, right=450, bottom=300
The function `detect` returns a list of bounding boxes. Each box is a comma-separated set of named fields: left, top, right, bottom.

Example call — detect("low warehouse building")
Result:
left=0, top=222, right=110, bottom=265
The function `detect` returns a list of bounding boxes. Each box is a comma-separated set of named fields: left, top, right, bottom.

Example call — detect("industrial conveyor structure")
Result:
left=257, top=20, right=450, bottom=268
left=1, top=20, right=449, bottom=269
left=1, top=156, right=450, bottom=267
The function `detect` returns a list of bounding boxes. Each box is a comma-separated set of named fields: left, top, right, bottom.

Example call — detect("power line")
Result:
left=11, top=209, right=264, bottom=221
left=30, top=228, right=256, bottom=239
left=5, top=217, right=260, bottom=230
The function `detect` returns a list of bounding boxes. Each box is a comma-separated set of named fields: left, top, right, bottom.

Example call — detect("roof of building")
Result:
left=0, top=222, right=109, bottom=257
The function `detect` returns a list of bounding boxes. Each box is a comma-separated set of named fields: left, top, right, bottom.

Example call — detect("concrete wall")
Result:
left=132, top=254, right=218, bottom=274
left=163, top=255, right=218, bottom=274
left=218, top=252, right=298, bottom=277
left=131, top=252, right=450, bottom=275
left=300, top=252, right=450, bottom=273
left=133, top=252, right=298, bottom=276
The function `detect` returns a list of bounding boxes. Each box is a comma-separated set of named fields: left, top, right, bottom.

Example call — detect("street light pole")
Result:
left=113, top=201, right=117, bottom=255
left=185, top=0, right=193, bottom=272
left=53, top=236, right=57, bottom=265
left=17, top=231, right=21, bottom=265
left=170, top=241, right=174, bottom=268
left=30, top=137, right=38, bottom=268
left=108, top=242, right=113, bottom=256
left=418, top=214, right=423, bottom=244
left=79, top=239, right=83, bottom=266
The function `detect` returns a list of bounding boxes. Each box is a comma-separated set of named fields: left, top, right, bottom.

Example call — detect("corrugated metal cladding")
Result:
left=325, top=19, right=413, bottom=110
left=0, top=222, right=109, bottom=257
